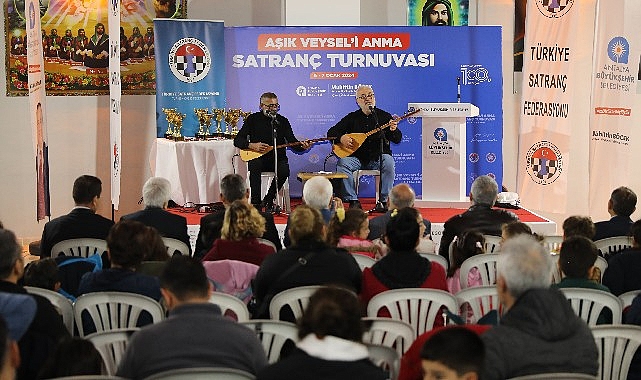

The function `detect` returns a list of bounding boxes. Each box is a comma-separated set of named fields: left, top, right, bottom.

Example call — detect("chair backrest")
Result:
left=51, top=238, right=108, bottom=258
left=560, top=288, right=622, bottom=326
left=455, top=285, right=503, bottom=324
left=46, top=376, right=128, bottom=380
left=362, top=317, right=416, bottom=356
left=366, top=343, right=400, bottom=380
left=459, top=253, right=500, bottom=289
left=543, top=235, right=564, bottom=253
left=594, top=256, right=608, bottom=283
left=594, top=236, right=632, bottom=259
left=24, top=286, right=74, bottom=334
left=592, top=325, right=641, bottom=380
left=144, top=367, right=256, bottom=380
left=240, top=319, right=298, bottom=364
left=507, top=373, right=597, bottom=380
left=483, top=234, right=502, bottom=253
left=269, top=285, right=323, bottom=321
left=208, top=292, right=250, bottom=322
left=162, top=237, right=190, bottom=257
left=366, top=288, right=458, bottom=337
left=256, top=238, right=278, bottom=253
left=85, top=328, right=138, bottom=375
left=419, top=253, right=449, bottom=272
left=352, top=254, right=377, bottom=271
left=619, top=290, right=641, bottom=310
left=550, top=254, right=562, bottom=284
left=73, top=291, right=165, bottom=337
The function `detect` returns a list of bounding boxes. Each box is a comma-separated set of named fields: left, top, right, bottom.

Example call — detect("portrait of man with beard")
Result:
left=422, top=0, right=453, bottom=26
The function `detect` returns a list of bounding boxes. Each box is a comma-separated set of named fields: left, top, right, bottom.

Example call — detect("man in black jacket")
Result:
left=194, top=174, right=281, bottom=259
left=593, top=186, right=637, bottom=241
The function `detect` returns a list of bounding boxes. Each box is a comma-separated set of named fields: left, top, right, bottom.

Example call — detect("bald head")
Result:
left=389, top=183, right=416, bottom=209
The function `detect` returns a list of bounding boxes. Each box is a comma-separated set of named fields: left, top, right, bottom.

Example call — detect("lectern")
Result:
left=408, top=102, right=479, bottom=202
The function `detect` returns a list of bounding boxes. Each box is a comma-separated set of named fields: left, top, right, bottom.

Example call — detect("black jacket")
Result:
left=234, top=111, right=305, bottom=162
left=40, top=208, right=114, bottom=257
left=121, top=207, right=191, bottom=254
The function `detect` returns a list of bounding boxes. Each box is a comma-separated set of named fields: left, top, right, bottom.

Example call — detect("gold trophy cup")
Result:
left=225, top=108, right=242, bottom=137
left=194, top=108, right=212, bottom=140
left=171, top=111, right=186, bottom=141
left=212, top=108, right=226, bottom=138
left=162, top=108, right=177, bottom=139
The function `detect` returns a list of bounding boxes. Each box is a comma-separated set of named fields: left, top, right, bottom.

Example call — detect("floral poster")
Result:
left=4, top=0, right=186, bottom=96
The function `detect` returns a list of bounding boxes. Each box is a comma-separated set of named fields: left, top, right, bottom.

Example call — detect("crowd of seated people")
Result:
left=6, top=173, right=641, bottom=379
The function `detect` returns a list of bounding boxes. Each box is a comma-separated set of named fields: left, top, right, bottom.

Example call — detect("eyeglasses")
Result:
left=357, top=93, right=375, bottom=101
left=261, top=103, right=280, bottom=110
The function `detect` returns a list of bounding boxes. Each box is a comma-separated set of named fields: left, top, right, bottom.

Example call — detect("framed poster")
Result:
left=407, top=0, right=469, bottom=26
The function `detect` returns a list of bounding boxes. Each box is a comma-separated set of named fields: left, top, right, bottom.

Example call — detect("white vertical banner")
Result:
left=25, top=0, right=49, bottom=220
left=517, top=0, right=596, bottom=213
left=109, top=0, right=122, bottom=210
left=588, top=0, right=641, bottom=217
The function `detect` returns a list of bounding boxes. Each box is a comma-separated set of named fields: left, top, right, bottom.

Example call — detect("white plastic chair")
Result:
left=550, top=254, right=562, bottom=284
left=240, top=319, right=298, bottom=364
left=367, top=343, right=400, bottom=380
left=51, top=238, right=108, bottom=258
left=353, top=254, right=377, bottom=271
left=419, top=253, right=449, bottom=272
left=362, top=317, right=416, bottom=356
left=144, top=367, right=256, bottom=380
left=85, top=328, right=138, bottom=375
left=354, top=170, right=381, bottom=203
left=592, top=325, right=641, bottom=380
left=459, top=253, right=500, bottom=289
left=24, top=286, right=74, bottom=334
left=162, top=237, right=190, bottom=257
left=482, top=234, right=502, bottom=253
left=619, top=290, right=641, bottom=310
left=366, top=288, right=458, bottom=337
left=269, top=285, right=323, bottom=321
left=560, top=288, right=622, bottom=326
left=543, top=235, right=564, bottom=253
left=594, top=236, right=632, bottom=258
left=594, top=256, right=608, bottom=283
left=209, top=292, right=250, bottom=322
left=508, top=373, right=597, bottom=380
left=46, top=376, right=127, bottom=380
left=455, top=285, right=503, bottom=324
left=74, top=291, right=165, bottom=337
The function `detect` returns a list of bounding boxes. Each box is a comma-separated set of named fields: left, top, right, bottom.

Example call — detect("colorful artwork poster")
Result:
left=4, top=0, right=186, bottom=96
left=407, top=0, right=469, bottom=26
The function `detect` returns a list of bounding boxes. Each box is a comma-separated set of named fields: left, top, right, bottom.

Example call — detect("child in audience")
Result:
left=420, top=327, right=485, bottom=380
left=37, top=337, right=103, bottom=379
left=23, top=258, right=75, bottom=301
left=328, top=208, right=379, bottom=259
left=446, top=231, right=485, bottom=294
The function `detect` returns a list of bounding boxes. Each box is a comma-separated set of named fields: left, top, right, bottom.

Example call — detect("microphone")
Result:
left=269, top=112, right=279, bottom=125
left=369, top=105, right=376, bottom=112
left=457, top=77, right=461, bottom=103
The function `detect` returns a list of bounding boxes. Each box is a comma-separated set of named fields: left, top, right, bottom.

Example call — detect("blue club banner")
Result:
left=225, top=26, right=503, bottom=198
left=154, top=19, right=226, bottom=138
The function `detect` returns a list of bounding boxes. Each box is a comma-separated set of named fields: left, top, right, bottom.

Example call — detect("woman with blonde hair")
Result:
left=202, top=200, right=275, bottom=266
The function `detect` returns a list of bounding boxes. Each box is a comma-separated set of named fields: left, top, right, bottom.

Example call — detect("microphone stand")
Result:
left=270, top=114, right=282, bottom=215
left=369, top=107, right=387, bottom=214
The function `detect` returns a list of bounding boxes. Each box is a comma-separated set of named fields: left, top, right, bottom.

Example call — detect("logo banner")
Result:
left=25, top=0, right=49, bottom=220
left=154, top=19, right=226, bottom=138
left=109, top=0, right=121, bottom=210
left=225, top=26, right=503, bottom=198
left=518, top=0, right=595, bottom=213
left=588, top=0, right=641, bottom=215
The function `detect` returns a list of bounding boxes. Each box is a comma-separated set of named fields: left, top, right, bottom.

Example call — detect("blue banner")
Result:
left=225, top=26, right=503, bottom=198
left=155, top=20, right=226, bottom=137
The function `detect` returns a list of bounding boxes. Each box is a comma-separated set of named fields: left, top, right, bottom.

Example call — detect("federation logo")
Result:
left=486, top=152, right=496, bottom=163
left=535, top=0, right=574, bottom=19
left=525, top=141, right=563, bottom=185
left=407, top=107, right=418, bottom=124
left=168, top=38, right=211, bottom=83
left=296, top=86, right=307, bottom=96
left=434, top=128, right=447, bottom=142
left=608, top=37, right=629, bottom=64
left=469, top=153, right=479, bottom=163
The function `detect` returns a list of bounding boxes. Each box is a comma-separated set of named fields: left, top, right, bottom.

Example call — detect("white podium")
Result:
left=408, top=103, right=479, bottom=202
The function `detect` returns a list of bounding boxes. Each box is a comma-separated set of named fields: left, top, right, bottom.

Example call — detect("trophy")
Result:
left=225, top=108, right=242, bottom=137
left=212, top=108, right=226, bottom=138
left=162, top=108, right=177, bottom=139
left=171, top=111, right=186, bottom=141
left=240, top=110, right=251, bottom=128
left=194, top=108, right=213, bottom=140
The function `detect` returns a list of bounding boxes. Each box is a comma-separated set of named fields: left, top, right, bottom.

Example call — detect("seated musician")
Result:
left=327, top=85, right=401, bottom=210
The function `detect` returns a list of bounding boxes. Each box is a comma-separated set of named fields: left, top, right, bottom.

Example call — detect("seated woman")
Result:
left=202, top=200, right=276, bottom=266
left=257, top=286, right=387, bottom=380
left=360, top=208, right=447, bottom=306
left=327, top=208, right=379, bottom=259
left=137, top=225, right=171, bottom=277
left=446, top=231, right=486, bottom=294
left=252, top=205, right=362, bottom=319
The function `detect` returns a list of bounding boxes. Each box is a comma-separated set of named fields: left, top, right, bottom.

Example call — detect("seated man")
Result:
left=39, top=175, right=114, bottom=258
left=121, top=176, right=190, bottom=254
left=439, top=175, right=517, bottom=263
left=117, top=255, right=267, bottom=379
left=481, top=235, right=598, bottom=379
left=562, top=215, right=596, bottom=240
left=594, top=186, right=637, bottom=241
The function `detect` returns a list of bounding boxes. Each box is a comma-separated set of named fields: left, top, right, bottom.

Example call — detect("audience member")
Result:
left=195, top=174, right=281, bottom=259
left=22, top=258, right=59, bottom=292
left=439, top=176, right=517, bottom=263
left=446, top=231, right=485, bottom=294
left=328, top=208, right=379, bottom=259
left=361, top=207, right=447, bottom=307
left=252, top=205, right=362, bottom=319
left=481, top=235, right=598, bottom=379
left=201, top=200, right=275, bottom=266
left=562, top=215, right=595, bottom=240
left=367, top=183, right=432, bottom=241
left=283, top=175, right=337, bottom=247
left=257, top=286, right=387, bottom=380
left=121, top=177, right=190, bottom=254
left=39, top=175, right=114, bottom=258
left=603, top=219, right=641, bottom=296
left=420, top=327, right=485, bottom=380
left=37, top=337, right=102, bottom=379
left=500, top=221, right=543, bottom=245
left=0, top=228, right=69, bottom=380
left=0, top=316, right=19, bottom=380
left=117, top=255, right=267, bottom=379
left=136, top=225, right=171, bottom=278
left=594, top=186, right=637, bottom=241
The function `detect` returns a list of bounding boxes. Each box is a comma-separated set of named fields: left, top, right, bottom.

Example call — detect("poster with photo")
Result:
left=407, top=0, right=469, bottom=26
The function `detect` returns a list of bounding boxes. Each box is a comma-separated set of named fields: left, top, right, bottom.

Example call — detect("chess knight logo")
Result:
left=535, top=0, right=574, bottom=19
left=168, top=37, right=211, bottom=83
left=526, top=141, right=563, bottom=185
